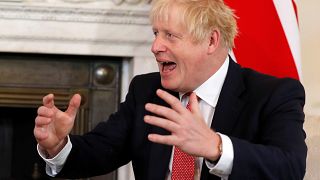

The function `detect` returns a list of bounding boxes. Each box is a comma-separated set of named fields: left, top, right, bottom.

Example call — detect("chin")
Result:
left=161, top=80, right=178, bottom=91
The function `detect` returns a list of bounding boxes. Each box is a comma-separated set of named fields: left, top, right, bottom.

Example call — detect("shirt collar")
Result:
left=179, top=56, right=229, bottom=107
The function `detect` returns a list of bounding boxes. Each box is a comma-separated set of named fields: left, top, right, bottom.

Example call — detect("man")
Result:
left=34, top=0, right=307, bottom=179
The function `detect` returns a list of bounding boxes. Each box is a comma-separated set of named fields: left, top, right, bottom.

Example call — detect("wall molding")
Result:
left=0, top=4, right=150, bottom=25
left=0, top=34, right=151, bottom=45
left=0, top=2, right=153, bottom=56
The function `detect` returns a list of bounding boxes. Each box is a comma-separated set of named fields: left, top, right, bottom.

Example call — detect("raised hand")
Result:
left=34, top=93, right=81, bottom=157
left=144, top=89, right=221, bottom=161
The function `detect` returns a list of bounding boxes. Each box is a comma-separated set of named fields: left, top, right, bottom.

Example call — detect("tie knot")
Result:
left=183, top=92, right=200, bottom=101
left=182, top=92, right=193, bottom=111
left=182, top=92, right=192, bottom=99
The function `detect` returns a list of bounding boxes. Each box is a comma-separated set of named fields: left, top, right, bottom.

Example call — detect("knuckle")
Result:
left=172, top=99, right=181, bottom=107
left=35, top=116, right=44, bottom=125
left=35, top=116, right=50, bottom=125
left=34, top=129, right=43, bottom=140
left=37, top=106, right=44, bottom=114
left=38, top=106, right=53, bottom=117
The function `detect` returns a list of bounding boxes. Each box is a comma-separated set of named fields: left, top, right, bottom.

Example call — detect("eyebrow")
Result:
left=165, top=30, right=183, bottom=39
left=153, top=27, right=183, bottom=38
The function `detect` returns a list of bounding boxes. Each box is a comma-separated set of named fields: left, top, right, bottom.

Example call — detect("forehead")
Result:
left=152, top=16, right=189, bottom=39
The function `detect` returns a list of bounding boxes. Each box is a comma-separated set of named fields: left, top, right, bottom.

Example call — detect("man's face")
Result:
left=151, top=10, right=211, bottom=93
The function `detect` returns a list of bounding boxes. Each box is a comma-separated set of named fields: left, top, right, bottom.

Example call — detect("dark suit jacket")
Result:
left=58, top=60, right=307, bottom=180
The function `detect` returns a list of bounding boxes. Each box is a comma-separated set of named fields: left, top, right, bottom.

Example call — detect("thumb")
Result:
left=65, top=94, right=81, bottom=117
left=188, top=92, right=201, bottom=114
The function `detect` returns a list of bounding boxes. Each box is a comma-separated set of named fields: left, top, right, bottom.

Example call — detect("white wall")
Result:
left=297, top=0, right=320, bottom=117
left=296, top=1, right=320, bottom=179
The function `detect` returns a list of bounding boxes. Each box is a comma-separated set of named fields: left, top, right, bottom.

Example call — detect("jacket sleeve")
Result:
left=230, top=78, right=307, bottom=180
left=57, top=75, right=141, bottom=178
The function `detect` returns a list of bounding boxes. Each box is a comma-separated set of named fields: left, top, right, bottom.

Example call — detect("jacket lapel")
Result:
left=201, top=59, right=247, bottom=179
left=211, top=59, right=246, bottom=134
left=146, top=89, right=179, bottom=180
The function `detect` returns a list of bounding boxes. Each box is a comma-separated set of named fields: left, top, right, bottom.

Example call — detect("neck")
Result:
left=202, top=46, right=229, bottom=82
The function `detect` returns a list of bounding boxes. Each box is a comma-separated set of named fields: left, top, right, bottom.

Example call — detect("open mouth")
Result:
left=159, top=61, right=177, bottom=73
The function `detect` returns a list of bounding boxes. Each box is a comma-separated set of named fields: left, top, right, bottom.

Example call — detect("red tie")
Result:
left=171, top=94, right=195, bottom=180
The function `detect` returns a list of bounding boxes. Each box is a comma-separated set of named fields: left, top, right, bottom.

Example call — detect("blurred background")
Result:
left=0, top=0, right=318, bottom=179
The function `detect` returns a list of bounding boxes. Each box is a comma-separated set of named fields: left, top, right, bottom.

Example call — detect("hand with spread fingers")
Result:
left=144, top=89, right=221, bottom=161
left=33, top=93, right=81, bottom=157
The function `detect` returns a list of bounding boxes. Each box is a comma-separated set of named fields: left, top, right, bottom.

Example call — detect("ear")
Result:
left=207, top=29, right=220, bottom=54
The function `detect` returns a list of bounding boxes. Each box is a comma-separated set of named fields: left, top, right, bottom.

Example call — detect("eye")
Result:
left=153, top=31, right=159, bottom=37
left=166, top=32, right=173, bottom=39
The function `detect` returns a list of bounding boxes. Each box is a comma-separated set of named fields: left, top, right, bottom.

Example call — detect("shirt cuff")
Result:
left=205, top=133, right=234, bottom=178
left=37, top=136, right=72, bottom=177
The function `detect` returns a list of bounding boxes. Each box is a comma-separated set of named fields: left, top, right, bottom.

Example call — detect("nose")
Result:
left=151, top=36, right=166, bottom=54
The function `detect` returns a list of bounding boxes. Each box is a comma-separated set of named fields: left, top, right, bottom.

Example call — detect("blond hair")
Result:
left=150, top=0, right=238, bottom=49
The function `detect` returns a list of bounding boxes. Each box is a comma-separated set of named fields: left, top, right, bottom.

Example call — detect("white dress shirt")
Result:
left=166, top=57, right=233, bottom=180
left=38, top=57, right=234, bottom=179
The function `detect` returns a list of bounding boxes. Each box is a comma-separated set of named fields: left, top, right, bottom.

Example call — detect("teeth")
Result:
left=160, top=61, right=173, bottom=65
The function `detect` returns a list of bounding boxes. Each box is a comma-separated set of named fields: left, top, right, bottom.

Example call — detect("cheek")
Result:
left=183, top=55, right=200, bottom=70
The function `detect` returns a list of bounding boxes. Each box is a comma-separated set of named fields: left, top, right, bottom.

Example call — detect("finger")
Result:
left=144, top=115, right=178, bottom=132
left=37, top=106, right=54, bottom=117
left=156, top=89, right=186, bottom=113
left=35, top=116, right=52, bottom=126
left=188, top=92, right=201, bottom=114
left=148, top=133, right=177, bottom=146
left=34, top=125, right=48, bottom=141
left=43, top=94, right=55, bottom=108
left=145, top=103, right=180, bottom=123
left=65, top=94, right=81, bottom=116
